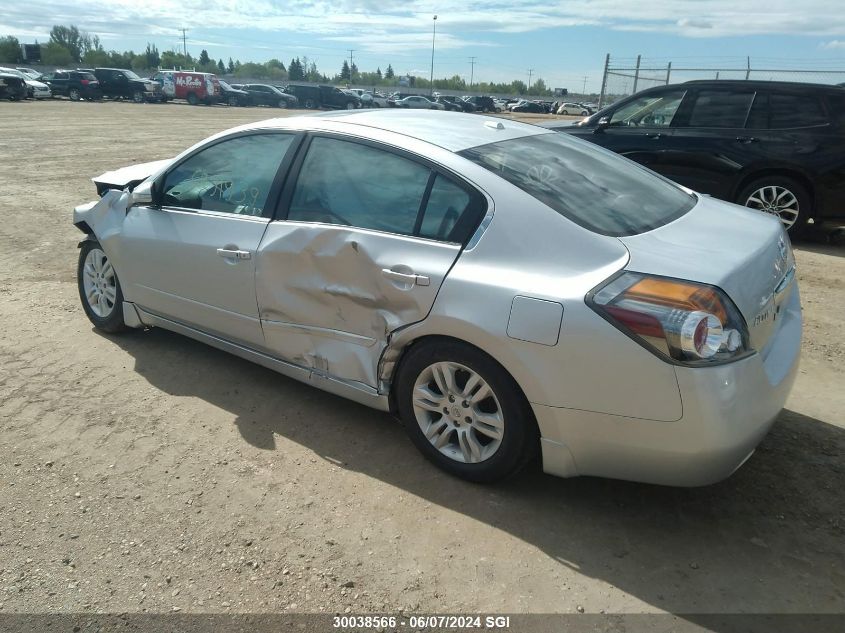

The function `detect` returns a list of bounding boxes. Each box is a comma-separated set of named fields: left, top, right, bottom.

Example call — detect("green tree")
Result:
left=217, top=59, right=225, bottom=73
left=385, top=64, right=394, bottom=79
left=198, top=49, right=210, bottom=66
left=376, top=67, right=382, bottom=80
left=49, top=25, right=91, bottom=62
left=0, top=36, right=21, bottom=63
left=267, top=58, right=286, bottom=71
left=41, top=41, right=74, bottom=66
left=82, top=47, right=110, bottom=67
left=145, top=43, right=160, bottom=69
left=227, top=58, right=235, bottom=73
left=288, top=57, right=304, bottom=81
left=340, top=59, right=350, bottom=81
left=350, top=62, right=358, bottom=82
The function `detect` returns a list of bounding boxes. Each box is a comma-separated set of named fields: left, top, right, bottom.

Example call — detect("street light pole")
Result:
left=429, top=15, right=437, bottom=96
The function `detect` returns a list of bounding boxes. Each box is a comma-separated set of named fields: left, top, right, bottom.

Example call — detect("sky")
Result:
left=3, top=1, right=845, bottom=92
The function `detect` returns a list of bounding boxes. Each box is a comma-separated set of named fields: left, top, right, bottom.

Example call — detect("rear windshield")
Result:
left=459, top=132, right=696, bottom=236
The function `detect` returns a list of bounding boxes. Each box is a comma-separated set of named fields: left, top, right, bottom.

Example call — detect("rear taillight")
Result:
left=80, top=79, right=89, bottom=85
left=588, top=273, right=750, bottom=365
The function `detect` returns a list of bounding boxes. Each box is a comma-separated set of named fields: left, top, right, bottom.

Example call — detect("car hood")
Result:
left=92, top=158, right=172, bottom=192
left=25, top=79, right=49, bottom=89
left=618, top=195, right=794, bottom=350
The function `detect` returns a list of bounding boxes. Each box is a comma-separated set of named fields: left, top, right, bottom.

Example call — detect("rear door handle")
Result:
left=217, top=248, right=251, bottom=260
left=381, top=268, right=430, bottom=286
left=736, top=136, right=758, bottom=144
left=644, top=132, right=662, bottom=139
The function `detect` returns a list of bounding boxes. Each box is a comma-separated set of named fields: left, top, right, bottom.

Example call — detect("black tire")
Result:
left=345, top=101, right=355, bottom=110
left=395, top=339, right=538, bottom=483
left=69, top=87, right=81, bottom=101
left=304, top=98, right=316, bottom=109
left=132, top=90, right=144, bottom=104
left=277, top=99, right=287, bottom=109
left=736, top=175, right=811, bottom=239
left=186, top=92, right=199, bottom=106
left=77, top=240, right=129, bottom=334
left=228, top=95, right=238, bottom=107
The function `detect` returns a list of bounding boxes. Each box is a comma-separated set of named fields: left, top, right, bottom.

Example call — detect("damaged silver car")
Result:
left=73, top=110, right=801, bottom=485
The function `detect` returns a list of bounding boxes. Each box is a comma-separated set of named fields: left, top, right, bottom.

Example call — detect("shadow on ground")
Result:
left=108, top=327, right=845, bottom=626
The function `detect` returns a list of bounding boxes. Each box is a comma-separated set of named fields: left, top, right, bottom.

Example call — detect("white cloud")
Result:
left=820, top=40, right=845, bottom=49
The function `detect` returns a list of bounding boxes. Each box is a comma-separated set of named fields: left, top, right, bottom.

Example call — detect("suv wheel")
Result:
left=395, top=340, right=537, bottom=483
left=304, top=98, right=317, bottom=109
left=132, top=90, right=144, bottom=103
left=345, top=101, right=355, bottom=110
left=738, top=176, right=811, bottom=238
left=69, top=87, right=81, bottom=101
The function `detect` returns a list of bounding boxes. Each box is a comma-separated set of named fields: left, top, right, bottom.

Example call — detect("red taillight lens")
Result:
left=80, top=79, right=89, bottom=85
left=588, top=273, right=750, bottom=365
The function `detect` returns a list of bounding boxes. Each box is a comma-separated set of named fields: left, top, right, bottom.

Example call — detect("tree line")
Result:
left=0, top=25, right=557, bottom=96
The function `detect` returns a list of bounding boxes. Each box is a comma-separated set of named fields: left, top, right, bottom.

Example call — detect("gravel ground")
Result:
left=0, top=101, right=843, bottom=620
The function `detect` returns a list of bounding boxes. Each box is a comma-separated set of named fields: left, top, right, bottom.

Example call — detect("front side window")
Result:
left=460, top=133, right=696, bottom=237
left=609, top=90, right=685, bottom=127
left=686, top=90, right=755, bottom=128
left=162, top=134, right=295, bottom=216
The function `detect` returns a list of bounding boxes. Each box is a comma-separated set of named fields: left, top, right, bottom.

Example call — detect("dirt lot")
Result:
left=0, top=101, right=843, bottom=621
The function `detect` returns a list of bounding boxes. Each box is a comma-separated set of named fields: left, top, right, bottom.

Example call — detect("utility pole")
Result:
left=348, top=49, right=355, bottom=83
left=582, top=75, right=588, bottom=95
left=180, top=28, right=187, bottom=57
left=527, top=68, right=533, bottom=93
left=469, top=56, right=476, bottom=90
left=429, top=15, right=438, bottom=96
left=598, top=53, right=610, bottom=108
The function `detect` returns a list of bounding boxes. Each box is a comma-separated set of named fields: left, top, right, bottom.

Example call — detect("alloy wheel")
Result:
left=411, top=361, right=505, bottom=464
left=82, top=248, right=117, bottom=317
left=745, top=185, right=800, bottom=229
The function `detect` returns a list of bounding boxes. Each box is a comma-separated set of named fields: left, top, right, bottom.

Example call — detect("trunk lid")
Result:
left=617, top=195, right=795, bottom=351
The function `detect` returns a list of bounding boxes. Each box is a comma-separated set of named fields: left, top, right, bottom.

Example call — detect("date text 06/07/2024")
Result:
left=332, top=615, right=512, bottom=629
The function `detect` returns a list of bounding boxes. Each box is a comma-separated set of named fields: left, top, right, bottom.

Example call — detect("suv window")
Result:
left=460, top=133, right=695, bottom=237
left=687, top=90, right=755, bottom=128
left=162, top=134, right=295, bottom=216
left=288, top=137, right=484, bottom=241
left=826, top=93, right=845, bottom=125
left=609, top=90, right=685, bottom=127
left=769, top=93, right=828, bottom=128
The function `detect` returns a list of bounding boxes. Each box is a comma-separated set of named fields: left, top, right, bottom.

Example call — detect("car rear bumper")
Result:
left=534, top=283, right=802, bottom=487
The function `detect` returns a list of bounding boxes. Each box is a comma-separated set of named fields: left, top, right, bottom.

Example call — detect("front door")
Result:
left=119, top=132, right=299, bottom=348
left=256, top=135, right=486, bottom=387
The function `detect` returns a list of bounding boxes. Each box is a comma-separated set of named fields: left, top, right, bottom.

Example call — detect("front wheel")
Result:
left=132, top=90, right=144, bottom=104
left=277, top=99, right=287, bottom=109
left=737, top=176, right=811, bottom=238
left=395, top=340, right=537, bottom=483
left=77, top=240, right=128, bottom=333
left=345, top=101, right=356, bottom=110
left=69, top=88, right=81, bottom=101
left=228, top=95, right=238, bottom=107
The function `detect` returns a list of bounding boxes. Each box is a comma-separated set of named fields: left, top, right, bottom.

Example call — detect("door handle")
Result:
left=736, top=136, right=759, bottom=144
left=644, top=132, right=662, bottom=139
left=381, top=268, right=430, bottom=286
left=217, top=248, right=251, bottom=260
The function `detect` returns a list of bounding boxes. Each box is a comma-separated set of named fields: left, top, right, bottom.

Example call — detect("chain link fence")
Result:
left=599, top=55, right=845, bottom=107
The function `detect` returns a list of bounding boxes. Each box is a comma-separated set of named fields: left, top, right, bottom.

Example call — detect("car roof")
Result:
left=680, top=79, right=845, bottom=92
left=230, top=109, right=551, bottom=152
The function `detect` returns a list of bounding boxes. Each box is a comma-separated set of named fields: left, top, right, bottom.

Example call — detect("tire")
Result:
left=345, top=101, right=355, bottom=110
left=580, top=110, right=588, bottom=116
left=277, top=99, right=287, bottom=109
left=737, top=176, right=811, bottom=238
left=395, top=339, right=538, bottom=483
left=69, top=87, right=81, bottom=101
left=228, top=95, right=238, bottom=107
left=77, top=240, right=129, bottom=334
left=186, top=92, right=198, bottom=106
left=132, top=90, right=144, bottom=104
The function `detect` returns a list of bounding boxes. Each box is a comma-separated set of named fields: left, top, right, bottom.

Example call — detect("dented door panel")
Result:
left=256, top=222, right=461, bottom=387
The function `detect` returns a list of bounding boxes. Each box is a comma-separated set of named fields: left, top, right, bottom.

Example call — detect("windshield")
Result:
left=1, top=69, right=27, bottom=79
left=124, top=70, right=142, bottom=80
left=219, top=80, right=232, bottom=89
left=459, top=133, right=696, bottom=236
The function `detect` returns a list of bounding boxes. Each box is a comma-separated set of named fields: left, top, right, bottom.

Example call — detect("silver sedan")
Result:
left=73, top=110, right=801, bottom=486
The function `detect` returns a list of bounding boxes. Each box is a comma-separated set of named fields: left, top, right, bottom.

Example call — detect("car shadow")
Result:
left=105, top=327, right=845, bottom=626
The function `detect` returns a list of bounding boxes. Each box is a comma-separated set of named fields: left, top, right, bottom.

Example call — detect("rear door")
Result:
left=119, top=132, right=300, bottom=348
left=256, top=134, right=486, bottom=387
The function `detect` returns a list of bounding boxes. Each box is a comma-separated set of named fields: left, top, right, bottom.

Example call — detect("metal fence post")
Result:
left=665, top=61, right=672, bottom=85
left=746, top=56, right=751, bottom=80
left=632, top=55, right=641, bottom=94
left=598, top=53, right=610, bottom=108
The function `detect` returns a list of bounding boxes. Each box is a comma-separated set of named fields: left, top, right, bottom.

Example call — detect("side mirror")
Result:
left=594, top=116, right=610, bottom=132
left=129, top=180, right=155, bottom=207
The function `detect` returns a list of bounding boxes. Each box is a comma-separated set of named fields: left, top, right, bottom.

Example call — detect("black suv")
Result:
left=283, top=84, right=359, bottom=109
left=0, top=72, right=28, bottom=100
left=231, top=84, right=298, bottom=108
left=42, top=70, right=101, bottom=100
left=552, top=80, right=845, bottom=236
left=93, top=68, right=165, bottom=103
left=462, top=95, right=496, bottom=112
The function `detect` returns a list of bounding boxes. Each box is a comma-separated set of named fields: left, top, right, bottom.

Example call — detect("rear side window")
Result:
left=826, top=93, right=845, bottom=125
left=769, top=94, right=828, bottom=128
left=687, top=90, right=755, bottom=128
left=459, top=133, right=696, bottom=237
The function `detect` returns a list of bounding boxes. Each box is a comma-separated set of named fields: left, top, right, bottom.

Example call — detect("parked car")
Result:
left=281, top=84, right=358, bottom=109
left=462, top=95, right=496, bottom=112
left=437, top=95, right=475, bottom=112
left=345, top=88, right=387, bottom=107
left=0, top=67, right=51, bottom=99
left=232, top=84, right=297, bottom=108
left=93, top=68, right=164, bottom=103
left=217, top=80, right=250, bottom=107
left=510, top=100, right=545, bottom=113
left=150, top=70, right=220, bottom=105
left=73, top=110, right=800, bottom=487
left=0, top=72, right=27, bottom=100
left=434, top=96, right=463, bottom=111
left=16, top=67, right=44, bottom=81
left=394, top=95, right=441, bottom=109
left=557, top=102, right=589, bottom=116
left=549, top=80, right=845, bottom=236
left=41, top=70, right=101, bottom=101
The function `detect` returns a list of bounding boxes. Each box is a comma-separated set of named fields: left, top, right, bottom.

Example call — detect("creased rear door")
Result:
left=256, top=222, right=460, bottom=388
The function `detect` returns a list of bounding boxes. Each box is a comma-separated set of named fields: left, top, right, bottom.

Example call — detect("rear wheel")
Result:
left=396, top=340, right=537, bottom=483
left=69, top=87, right=81, bottom=101
left=304, top=98, right=316, bottom=109
left=345, top=101, right=355, bottom=110
left=186, top=92, right=198, bottom=105
left=738, top=176, right=811, bottom=238
left=132, top=90, right=144, bottom=103
left=228, top=95, right=238, bottom=107
left=277, top=99, right=287, bottom=109
left=77, top=240, right=128, bottom=333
